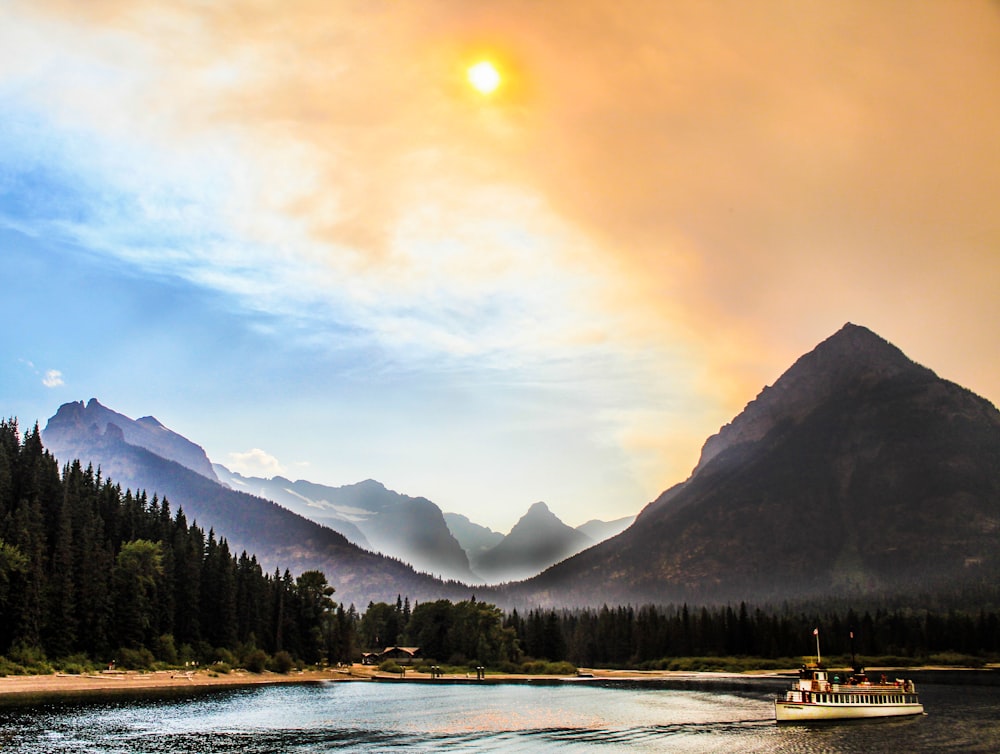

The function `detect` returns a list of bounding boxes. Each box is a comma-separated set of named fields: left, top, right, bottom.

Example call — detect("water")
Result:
left=1, top=677, right=996, bottom=753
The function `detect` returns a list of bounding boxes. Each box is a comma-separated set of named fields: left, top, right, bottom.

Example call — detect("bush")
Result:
left=0, top=656, right=23, bottom=676
left=636, top=656, right=802, bottom=673
left=7, top=643, right=52, bottom=674
left=927, top=652, right=985, bottom=668
left=378, top=660, right=404, bottom=674
left=209, top=661, right=232, bottom=674
left=519, top=660, right=576, bottom=675
left=55, top=654, right=96, bottom=675
left=116, top=647, right=155, bottom=670
left=154, top=634, right=179, bottom=665
left=243, top=648, right=269, bottom=674
left=859, top=655, right=919, bottom=668
left=271, top=650, right=295, bottom=674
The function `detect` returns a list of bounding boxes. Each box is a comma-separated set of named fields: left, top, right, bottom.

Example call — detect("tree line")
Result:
left=0, top=420, right=357, bottom=669
left=514, top=602, right=1000, bottom=668
left=3, top=418, right=997, bottom=673
left=353, top=597, right=999, bottom=670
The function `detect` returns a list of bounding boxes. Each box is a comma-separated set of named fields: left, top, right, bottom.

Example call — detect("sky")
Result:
left=2, top=1, right=999, bottom=533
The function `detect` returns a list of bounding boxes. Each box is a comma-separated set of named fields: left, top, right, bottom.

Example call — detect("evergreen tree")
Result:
left=111, top=540, right=164, bottom=649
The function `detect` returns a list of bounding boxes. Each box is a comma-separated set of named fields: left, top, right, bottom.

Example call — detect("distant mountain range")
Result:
left=42, top=399, right=469, bottom=606
left=473, top=502, right=593, bottom=583
left=212, top=467, right=634, bottom=584
left=212, top=469, right=477, bottom=583
left=507, top=323, right=1000, bottom=607
left=37, top=323, right=1000, bottom=610
left=42, top=398, right=632, bottom=590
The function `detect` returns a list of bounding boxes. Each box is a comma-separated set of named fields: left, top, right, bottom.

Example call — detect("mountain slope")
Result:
left=213, top=468, right=475, bottom=582
left=510, top=323, right=1000, bottom=607
left=45, top=398, right=218, bottom=481
left=217, top=466, right=372, bottom=549
left=576, top=516, right=635, bottom=542
left=475, top=502, right=593, bottom=583
left=41, top=405, right=468, bottom=606
left=444, top=512, right=504, bottom=565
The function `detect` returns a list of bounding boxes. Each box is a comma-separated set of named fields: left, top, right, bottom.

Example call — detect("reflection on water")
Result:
left=1, top=678, right=997, bottom=753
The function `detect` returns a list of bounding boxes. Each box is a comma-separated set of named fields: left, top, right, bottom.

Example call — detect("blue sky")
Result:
left=3, top=0, right=999, bottom=532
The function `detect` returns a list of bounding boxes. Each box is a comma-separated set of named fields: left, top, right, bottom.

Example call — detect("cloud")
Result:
left=226, top=448, right=286, bottom=479
left=3, top=0, right=999, bottom=497
left=42, top=369, right=64, bottom=388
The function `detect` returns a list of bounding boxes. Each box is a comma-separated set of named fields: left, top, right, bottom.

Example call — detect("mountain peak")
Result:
left=474, top=501, right=591, bottom=583
left=44, top=399, right=219, bottom=482
left=517, top=325, right=1000, bottom=606
left=524, top=501, right=552, bottom=516
left=693, top=323, right=933, bottom=474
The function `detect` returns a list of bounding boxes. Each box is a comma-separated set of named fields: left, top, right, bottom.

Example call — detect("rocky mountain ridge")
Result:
left=44, top=398, right=219, bottom=481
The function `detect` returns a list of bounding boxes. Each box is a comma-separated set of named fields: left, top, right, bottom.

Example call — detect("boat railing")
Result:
left=829, top=681, right=916, bottom=693
left=802, top=680, right=916, bottom=694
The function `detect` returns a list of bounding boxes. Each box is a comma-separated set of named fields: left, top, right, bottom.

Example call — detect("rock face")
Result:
left=511, top=324, right=1000, bottom=607
left=43, top=398, right=218, bottom=481
left=474, top=502, right=594, bottom=584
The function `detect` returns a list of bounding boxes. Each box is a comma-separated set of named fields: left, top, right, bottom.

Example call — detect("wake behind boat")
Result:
left=774, top=628, right=923, bottom=722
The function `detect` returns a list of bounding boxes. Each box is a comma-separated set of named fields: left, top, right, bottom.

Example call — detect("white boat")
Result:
left=774, top=665, right=924, bottom=722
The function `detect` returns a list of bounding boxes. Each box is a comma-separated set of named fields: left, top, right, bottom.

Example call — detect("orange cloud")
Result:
left=8, top=0, right=1000, bottom=500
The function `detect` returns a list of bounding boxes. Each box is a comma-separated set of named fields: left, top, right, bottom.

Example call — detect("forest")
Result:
left=2, top=417, right=998, bottom=674
left=0, top=420, right=356, bottom=672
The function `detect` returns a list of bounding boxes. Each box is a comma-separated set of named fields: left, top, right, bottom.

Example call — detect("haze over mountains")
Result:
left=37, top=323, right=1000, bottom=609
left=42, top=398, right=630, bottom=590
left=212, top=469, right=477, bottom=583
left=508, top=324, right=1000, bottom=607
left=42, top=400, right=465, bottom=606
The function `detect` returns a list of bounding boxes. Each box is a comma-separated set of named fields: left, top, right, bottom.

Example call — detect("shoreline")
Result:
left=2, top=664, right=994, bottom=702
left=0, top=667, right=362, bottom=702
left=0, top=665, right=791, bottom=701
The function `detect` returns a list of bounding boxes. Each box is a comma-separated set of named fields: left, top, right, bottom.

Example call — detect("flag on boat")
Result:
left=813, top=628, right=819, bottom=635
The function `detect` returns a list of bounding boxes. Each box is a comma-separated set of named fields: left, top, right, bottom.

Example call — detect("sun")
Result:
left=467, top=60, right=502, bottom=95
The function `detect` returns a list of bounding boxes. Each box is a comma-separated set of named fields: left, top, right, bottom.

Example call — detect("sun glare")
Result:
left=467, top=60, right=501, bottom=95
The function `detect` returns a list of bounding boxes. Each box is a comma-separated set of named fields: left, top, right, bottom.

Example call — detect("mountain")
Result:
left=575, top=516, right=635, bottom=542
left=444, top=512, right=504, bottom=565
left=213, top=468, right=476, bottom=583
left=215, top=467, right=372, bottom=548
left=44, top=398, right=218, bottom=481
left=474, top=502, right=594, bottom=583
left=508, top=323, right=1000, bottom=607
left=41, top=402, right=469, bottom=607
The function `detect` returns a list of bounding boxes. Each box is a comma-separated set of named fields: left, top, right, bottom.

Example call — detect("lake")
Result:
left=2, top=675, right=997, bottom=752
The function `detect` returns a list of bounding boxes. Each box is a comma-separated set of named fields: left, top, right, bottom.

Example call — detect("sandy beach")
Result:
left=0, top=667, right=364, bottom=700
left=0, top=665, right=791, bottom=701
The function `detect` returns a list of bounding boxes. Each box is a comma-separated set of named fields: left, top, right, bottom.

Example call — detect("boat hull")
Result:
left=775, top=700, right=924, bottom=722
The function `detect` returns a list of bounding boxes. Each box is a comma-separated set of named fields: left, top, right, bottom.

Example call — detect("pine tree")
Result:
left=111, top=540, right=164, bottom=649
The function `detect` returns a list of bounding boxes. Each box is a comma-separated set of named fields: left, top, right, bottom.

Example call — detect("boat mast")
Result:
left=813, top=627, right=821, bottom=666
